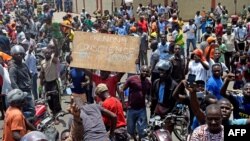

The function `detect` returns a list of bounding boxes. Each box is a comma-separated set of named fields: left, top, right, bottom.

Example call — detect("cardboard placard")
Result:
left=125, top=0, right=133, bottom=3
left=70, top=32, right=140, bottom=73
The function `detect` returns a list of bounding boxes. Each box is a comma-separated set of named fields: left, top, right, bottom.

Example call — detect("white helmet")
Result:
left=10, top=45, right=25, bottom=55
left=156, top=60, right=173, bottom=73
left=6, top=89, right=28, bottom=105
left=21, top=131, right=48, bottom=141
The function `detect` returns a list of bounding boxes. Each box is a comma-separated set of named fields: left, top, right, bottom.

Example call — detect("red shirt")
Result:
left=215, top=23, right=223, bottom=37
left=92, top=74, right=119, bottom=97
left=102, top=97, right=126, bottom=128
left=137, top=20, right=148, bottom=32
left=244, top=63, right=250, bottom=82
left=125, top=75, right=151, bottom=109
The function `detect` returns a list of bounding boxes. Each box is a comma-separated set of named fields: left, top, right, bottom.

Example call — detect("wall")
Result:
left=72, top=0, right=250, bottom=20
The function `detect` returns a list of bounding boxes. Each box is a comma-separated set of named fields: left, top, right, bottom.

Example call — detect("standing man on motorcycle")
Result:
left=3, top=89, right=36, bottom=141
left=234, top=21, right=248, bottom=52
left=40, top=40, right=62, bottom=124
left=151, top=60, right=178, bottom=134
left=9, top=45, right=35, bottom=119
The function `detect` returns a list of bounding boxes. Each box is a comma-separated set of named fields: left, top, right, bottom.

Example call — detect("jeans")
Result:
left=31, top=73, right=38, bottom=100
left=139, top=50, right=148, bottom=66
left=224, top=52, right=233, bottom=71
left=127, top=108, right=147, bottom=138
left=56, top=0, right=63, bottom=11
left=186, top=38, right=196, bottom=57
left=22, top=92, right=35, bottom=119
left=196, top=29, right=201, bottom=43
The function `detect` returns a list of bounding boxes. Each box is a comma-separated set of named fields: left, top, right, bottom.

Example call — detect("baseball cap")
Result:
left=95, top=83, right=108, bottom=95
left=206, top=36, right=216, bottom=44
left=193, top=49, right=206, bottom=62
left=130, top=26, right=136, bottom=32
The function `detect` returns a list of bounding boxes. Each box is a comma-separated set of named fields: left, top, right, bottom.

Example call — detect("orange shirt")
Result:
left=3, top=107, right=27, bottom=141
left=205, top=45, right=216, bottom=59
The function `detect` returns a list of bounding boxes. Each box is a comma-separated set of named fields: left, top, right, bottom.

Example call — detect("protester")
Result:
left=206, top=64, right=224, bottom=100
left=221, top=75, right=250, bottom=119
left=9, top=45, right=35, bottom=119
left=183, top=19, right=196, bottom=57
left=95, top=83, right=128, bottom=141
left=120, top=65, right=151, bottom=141
left=3, top=89, right=36, bottom=141
left=0, top=1, right=250, bottom=141
left=190, top=104, right=224, bottom=141
left=40, top=41, right=62, bottom=124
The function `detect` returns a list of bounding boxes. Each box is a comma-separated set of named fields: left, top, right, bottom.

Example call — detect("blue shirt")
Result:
left=158, top=83, right=165, bottom=103
left=229, top=119, right=247, bottom=125
left=70, top=68, right=86, bottom=94
left=158, top=21, right=166, bottom=34
left=191, top=117, right=248, bottom=131
left=25, top=52, right=37, bottom=75
left=116, top=26, right=127, bottom=36
left=206, top=75, right=223, bottom=100
left=200, top=22, right=207, bottom=33
left=228, top=95, right=250, bottom=119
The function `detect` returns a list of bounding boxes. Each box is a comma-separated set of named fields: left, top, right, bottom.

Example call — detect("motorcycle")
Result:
left=172, top=104, right=190, bottom=141
left=37, top=111, right=68, bottom=141
left=142, top=110, right=189, bottom=141
left=33, top=90, right=58, bottom=127
left=35, top=90, right=68, bottom=141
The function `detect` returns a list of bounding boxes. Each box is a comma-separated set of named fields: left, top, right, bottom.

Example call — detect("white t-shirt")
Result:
left=207, top=59, right=229, bottom=78
left=184, top=24, right=196, bottom=39
left=0, top=65, right=12, bottom=94
left=222, top=33, right=235, bottom=52
left=188, top=60, right=208, bottom=81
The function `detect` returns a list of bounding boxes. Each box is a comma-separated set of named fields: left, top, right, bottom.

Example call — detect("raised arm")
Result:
left=186, top=82, right=206, bottom=124
left=101, top=108, right=117, bottom=138
left=172, top=80, right=189, bottom=102
left=220, top=73, right=235, bottom=98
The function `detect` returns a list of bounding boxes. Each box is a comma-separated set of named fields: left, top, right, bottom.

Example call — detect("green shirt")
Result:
left=219, top=43, right=227, bottom=63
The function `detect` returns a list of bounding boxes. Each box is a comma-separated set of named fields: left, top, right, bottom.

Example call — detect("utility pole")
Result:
left=234, top=0, right=237, bottom=14
left=164, top=0, right=168, bottom=6
left=211, top=0, right=216, bottom=12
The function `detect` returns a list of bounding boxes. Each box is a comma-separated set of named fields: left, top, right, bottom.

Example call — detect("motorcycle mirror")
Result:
left=66, top=87, right=72, bottom=95
left=149, top=118, right=155, bottom=123
left=155, top=115, right=161, bottom=121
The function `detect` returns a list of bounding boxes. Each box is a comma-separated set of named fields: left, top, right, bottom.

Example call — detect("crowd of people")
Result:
left=0, top=0, right=250, bottom=141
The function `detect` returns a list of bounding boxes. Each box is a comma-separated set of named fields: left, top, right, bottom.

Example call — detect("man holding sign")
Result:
left=70, top=32, right=140, bottom=102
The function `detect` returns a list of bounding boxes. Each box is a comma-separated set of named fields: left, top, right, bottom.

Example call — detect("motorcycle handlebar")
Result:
left=45, top=90, right=58, bottom=96
left=163, top=113, right=187, bottom=122
left=37, top=111, right=69, bottom=130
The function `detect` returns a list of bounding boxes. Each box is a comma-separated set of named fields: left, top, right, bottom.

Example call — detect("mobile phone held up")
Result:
left=187, top=74, right=196, bottom=86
